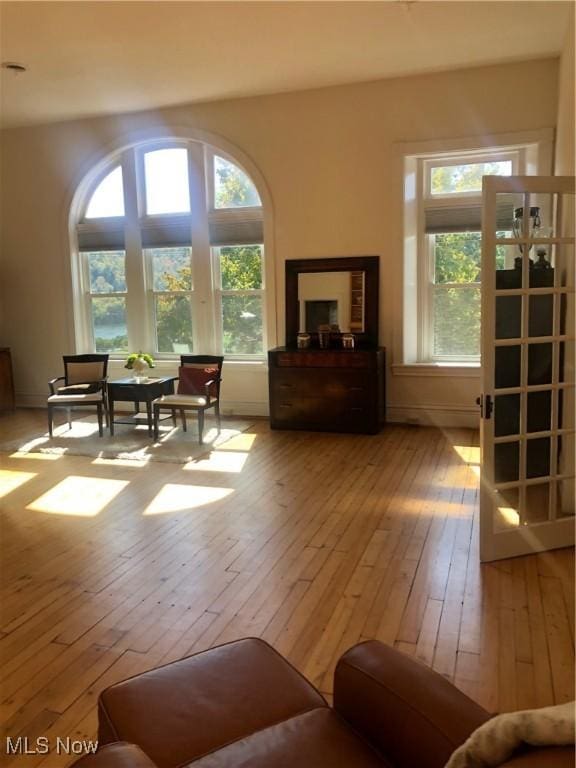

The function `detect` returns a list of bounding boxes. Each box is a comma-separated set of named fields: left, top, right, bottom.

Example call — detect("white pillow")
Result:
left=445, top=700, right=575, bottom=768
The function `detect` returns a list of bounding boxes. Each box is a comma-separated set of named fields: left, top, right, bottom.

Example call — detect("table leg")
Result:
left=146, top=398, right=153, bottom=437
left=109, top=395, right=115, bottom=436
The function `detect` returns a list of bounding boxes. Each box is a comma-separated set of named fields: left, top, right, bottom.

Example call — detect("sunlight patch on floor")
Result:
left=0, top=469, right=37, bottom=498
left=9, top=451, right=62, bottom=461
left=92, top=457, right=148, bottom=468
left=143, top=483, right=233, bottom=515
left=452, top=445, right=480, bottom=465
left=26, top=475, right=129, bottom=516
left=183, top=451, right=249, bottom=473
left=215, top=433, right=257, bottom=452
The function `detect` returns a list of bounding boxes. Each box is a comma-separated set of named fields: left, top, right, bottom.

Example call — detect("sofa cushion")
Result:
left=187, top=708, right=389, bottom=768
left=98, top=638, right=327, bottom=768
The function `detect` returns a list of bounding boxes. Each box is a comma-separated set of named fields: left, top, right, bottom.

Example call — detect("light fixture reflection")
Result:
left=143, top=484, right=233, bottom=515
left=27, top=476, right=128, bottom=516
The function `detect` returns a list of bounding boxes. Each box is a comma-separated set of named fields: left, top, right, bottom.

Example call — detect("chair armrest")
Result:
left=203, top=378, right=221, bottom=397
left=333, top=641, right=490, bottom=768
left=71, top=743, right=157, bottom=768
left=48, top=376, right=65, bottom=395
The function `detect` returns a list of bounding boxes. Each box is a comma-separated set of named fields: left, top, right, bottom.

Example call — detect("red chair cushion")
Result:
left=177, top=366, right=219, bottom=397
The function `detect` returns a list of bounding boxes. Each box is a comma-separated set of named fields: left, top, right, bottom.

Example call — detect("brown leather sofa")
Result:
left=73, top=638, right=572, bottom=768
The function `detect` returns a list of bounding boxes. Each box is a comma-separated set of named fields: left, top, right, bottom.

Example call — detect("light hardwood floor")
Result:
left=0, top=409, right=574, bottom=766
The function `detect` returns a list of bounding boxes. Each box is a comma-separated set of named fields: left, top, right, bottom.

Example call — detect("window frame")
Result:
left=424, top=151, right=518, bottom=199
left=212, top=244, right=266, bottom=359
left=72, top=138, right=270, bottom=361
left=417, top=146, right=526, bottom=363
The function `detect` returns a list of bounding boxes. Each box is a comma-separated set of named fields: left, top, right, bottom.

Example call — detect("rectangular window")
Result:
left=85, top=250, right=128, bottom=353
left=146, top=247, right=194, bottom=354
left=414, top=147, right=526, bottom=362
left=430, top=232, right=481, bottom=358
left=214, top=244, right=264, bottom=356
left=429, top=160, right=512, bottom=196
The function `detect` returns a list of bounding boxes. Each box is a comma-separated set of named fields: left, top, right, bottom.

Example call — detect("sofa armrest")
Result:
left=71, top=743, right=157, bottom=768
left=334, top=641, right=490, bottom=768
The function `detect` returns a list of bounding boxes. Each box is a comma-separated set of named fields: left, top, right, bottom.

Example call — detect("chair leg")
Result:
left=171, top=410, right=177, bottom=427
left=97, top=405, right=104, bottom=437
left=48, top=406, right=53, bottom=438
left=67, top=408, right=72, bottom=430
left=181, top=410, right=187, bottom=432
left=215, top=401, right=221, bottom=433
left=198, top=409, right=205, bottom=444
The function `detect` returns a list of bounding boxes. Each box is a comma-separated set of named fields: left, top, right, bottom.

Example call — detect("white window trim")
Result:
left=398, top=129, right=553, bottom=370
left=68, top=134, right=275, bottom=362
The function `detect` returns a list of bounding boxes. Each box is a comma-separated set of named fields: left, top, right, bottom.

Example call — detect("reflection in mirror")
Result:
left=297, top=271, right=364, bottom=333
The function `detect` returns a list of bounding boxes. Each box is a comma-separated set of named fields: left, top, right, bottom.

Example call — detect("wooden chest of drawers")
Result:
left=268, top=347, right=385, bottom=434
left=0, top=347, right=15, bottom=412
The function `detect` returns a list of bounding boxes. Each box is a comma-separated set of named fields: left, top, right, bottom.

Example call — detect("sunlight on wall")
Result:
left=0, top=469, right=37, bottom=498
left=143, top=483, right=233, bottom=515
left=183, top=451, right=249, bottom=473
left=27, top=476, right=129, bottom=516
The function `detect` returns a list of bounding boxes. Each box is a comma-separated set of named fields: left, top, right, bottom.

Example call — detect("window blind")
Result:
left=424, top=193, right=517, bottom=234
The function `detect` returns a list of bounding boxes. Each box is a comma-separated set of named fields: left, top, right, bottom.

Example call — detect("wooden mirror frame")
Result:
left=285, top=255, right=379, bottom=348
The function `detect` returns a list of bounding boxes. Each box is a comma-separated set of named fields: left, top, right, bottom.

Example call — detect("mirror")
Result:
left=298, top=271, right=365, bottom=333
left=285, top=256, right=379, bottom=348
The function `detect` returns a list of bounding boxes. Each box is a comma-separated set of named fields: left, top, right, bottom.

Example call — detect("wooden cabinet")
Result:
left=0, top=348, right=15, bottom=412
left=268, top=347, right=385, bottom=434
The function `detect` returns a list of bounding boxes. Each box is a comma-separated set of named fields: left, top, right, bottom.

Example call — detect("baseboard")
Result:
left=387, top=403, right=479, bottom=429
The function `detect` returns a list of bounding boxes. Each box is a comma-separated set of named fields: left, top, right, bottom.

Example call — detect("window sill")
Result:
left=108, top=358, right=268, bottom=372
left=392, top=363, right=481, bottom=378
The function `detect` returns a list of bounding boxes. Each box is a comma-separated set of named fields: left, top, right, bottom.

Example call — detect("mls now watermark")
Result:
left=5, top=737, right=98, bottom=755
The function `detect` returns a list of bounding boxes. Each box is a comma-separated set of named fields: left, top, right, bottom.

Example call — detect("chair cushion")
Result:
left=48, top=393, right=104, bottom=403
left=58, top=383, right=102, bottom=395
left=187, top=708, right=389, bottom=768
left=178, top=366, right=219, bottom=397
left=98, top=638, right=327, bottom=768
left=155, top=394, right=209, bottom=407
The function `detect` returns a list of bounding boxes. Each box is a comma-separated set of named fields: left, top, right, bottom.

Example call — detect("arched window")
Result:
left=73, top=141, right=267, bottom=359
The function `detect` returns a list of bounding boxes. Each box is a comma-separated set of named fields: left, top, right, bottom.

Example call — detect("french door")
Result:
left=480, top=175, right=575, bottom=562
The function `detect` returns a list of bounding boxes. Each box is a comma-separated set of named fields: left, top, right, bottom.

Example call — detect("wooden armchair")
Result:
left=153, top=355, right=223, bottom=444
left=47, top=354, right=109, bottom=437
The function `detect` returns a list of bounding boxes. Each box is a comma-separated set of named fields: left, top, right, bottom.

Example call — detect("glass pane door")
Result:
left=480, top=177, right=575, bottom=561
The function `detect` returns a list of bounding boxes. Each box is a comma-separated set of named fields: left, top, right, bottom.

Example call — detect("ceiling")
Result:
left=0, top=1, right=572, bottom=129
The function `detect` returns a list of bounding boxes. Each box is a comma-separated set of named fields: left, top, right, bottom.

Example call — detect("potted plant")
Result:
left=125, top=352, right=155, bottom=382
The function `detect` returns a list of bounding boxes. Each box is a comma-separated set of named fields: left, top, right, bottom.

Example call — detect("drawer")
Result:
left=272, top=369, right=372, bottom=401
left=273, top=350, right=375, bottom=368
left=271, top=396, right=372, bottom=428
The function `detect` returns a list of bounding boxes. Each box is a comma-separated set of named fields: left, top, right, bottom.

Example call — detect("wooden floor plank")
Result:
left=0, top=410, right=574, bottom=767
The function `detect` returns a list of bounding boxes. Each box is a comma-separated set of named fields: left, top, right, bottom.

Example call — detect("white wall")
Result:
left=0, top=57, right=561, bottom=424
left=555, top=4, right=575, bottom=177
